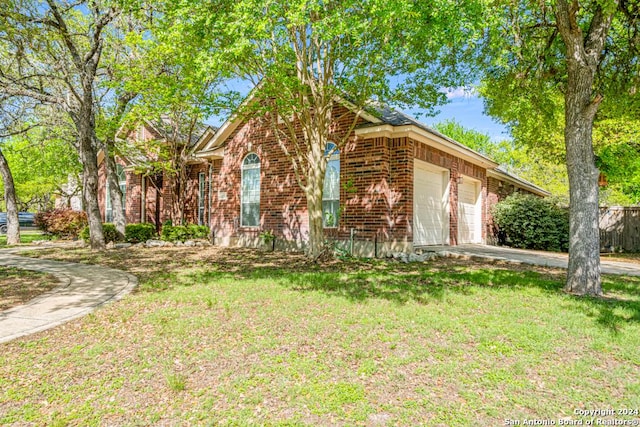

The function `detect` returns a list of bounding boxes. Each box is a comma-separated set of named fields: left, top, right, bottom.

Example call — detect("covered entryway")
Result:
left=413, top=160, right=450, bottom=245
left=458, top=176, right=482, bottom=244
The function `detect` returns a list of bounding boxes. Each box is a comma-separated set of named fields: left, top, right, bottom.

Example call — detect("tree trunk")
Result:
left=555, top=0, right=613, bottom=296
left=306, top=187, right=325, bottom=259
left=104, top=143, right=126, bottom=239
left=78, top=115, right=105, bottom=250
left=304, top=137, right=328, bottom=259
left=0, top=147, right=20, bottom=244
left=563, top=74, right=602, bottom=295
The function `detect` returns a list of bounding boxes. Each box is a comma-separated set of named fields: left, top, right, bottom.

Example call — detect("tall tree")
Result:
left=167, top=0, right=484, bottom=258
left=481, top=0, right=640, bottom=295
left=0, top=0, right=126, bottom=249
left=115, top=14, right=225, bottom=226
left=0, top=97, right=38, bottom=244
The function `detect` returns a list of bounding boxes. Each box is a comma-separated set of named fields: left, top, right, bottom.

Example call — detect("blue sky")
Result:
left=406, top=89, right=511, bottom=142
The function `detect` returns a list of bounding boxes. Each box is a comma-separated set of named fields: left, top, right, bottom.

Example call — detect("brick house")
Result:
left=191, top=102, right=548, bottom=255
left=97, top=118, right=214, bottom=230
left=97, top=103, right=547, bottom=255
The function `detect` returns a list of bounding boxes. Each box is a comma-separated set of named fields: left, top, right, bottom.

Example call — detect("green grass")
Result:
left=0, top=230, right=52, bottom=247
left=1, top=248, right=639, bottom=426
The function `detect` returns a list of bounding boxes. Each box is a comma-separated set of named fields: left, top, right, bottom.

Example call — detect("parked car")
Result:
left=0, top=212, right=36, bottom=234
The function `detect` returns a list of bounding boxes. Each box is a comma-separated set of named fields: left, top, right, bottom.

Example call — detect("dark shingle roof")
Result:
left=362, top=104, right=496, bottom=165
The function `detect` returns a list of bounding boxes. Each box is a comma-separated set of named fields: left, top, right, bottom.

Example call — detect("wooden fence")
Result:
left=600, top=207, right=640, bottom=252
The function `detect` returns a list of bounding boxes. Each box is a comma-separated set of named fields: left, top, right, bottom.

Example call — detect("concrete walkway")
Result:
left=0, top=246, right=137, bottom=344
left=423, top=244, right=640, bottom=277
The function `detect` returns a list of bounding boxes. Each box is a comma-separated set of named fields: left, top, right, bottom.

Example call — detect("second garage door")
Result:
left=458, top=178, right=481, bottom=244
left=413, top=160, right=449, bottom=245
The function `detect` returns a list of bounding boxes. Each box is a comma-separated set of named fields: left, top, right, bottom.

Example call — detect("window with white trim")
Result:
left=241, top=153, right=260, bottom=227
left=323, top=143, right=340, bottom=227
left=106, top=164, right=126, bottom=222
left=198, top=172, right=206, bottom=225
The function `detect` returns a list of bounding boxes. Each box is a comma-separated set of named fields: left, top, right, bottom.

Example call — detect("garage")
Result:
left=413, top=160, right=449, bottom=245
left=458, top=177, right=482, bottom=244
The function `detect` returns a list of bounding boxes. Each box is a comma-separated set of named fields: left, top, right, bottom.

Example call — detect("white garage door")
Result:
left=458, top=179, right=481, bottom=244
left=413, top=161, right=448, bottom=245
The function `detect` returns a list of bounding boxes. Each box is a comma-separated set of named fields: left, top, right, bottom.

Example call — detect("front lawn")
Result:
left=0, top=230, right=52, bottom=247
left=0, top=267, right=59, bottom=311
left=1, top=247, right=639, bottom=426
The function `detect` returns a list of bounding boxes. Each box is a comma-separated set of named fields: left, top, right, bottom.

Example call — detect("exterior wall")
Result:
left=412, top=138, right=487, bottom=246
left=207, top=107, right=492, bottom=255
left=96, top=120, right=214, bottom=231
left=208, top=106, right=416, bottom=254
left=183, top=163, right=210, bottom=226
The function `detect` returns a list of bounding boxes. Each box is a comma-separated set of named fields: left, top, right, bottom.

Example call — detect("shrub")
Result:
left=35, top=209, right=88, bottom=239
left=161, top=223, right=209, bottom=242
left=79, top=223, right=123, bottom=243
left=125, top=223, right=156, bottom=243
left=492, top=193, right=569, bottom=252
left=186, top=224, right=209, bottom=239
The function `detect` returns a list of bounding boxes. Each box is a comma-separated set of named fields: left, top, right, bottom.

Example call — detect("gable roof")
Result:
left=103, top=119, right=217, bottom=168
left=192, top=92, right=548, bottom=195
left=356, top=105, right=498, bottom=169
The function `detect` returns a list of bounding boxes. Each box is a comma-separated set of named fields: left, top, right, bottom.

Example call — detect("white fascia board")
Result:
left=487, top=169, right=551, bottom=197
left=195, top=146, right=225, bottom=160
left=333, top=96, right=383, bottom=124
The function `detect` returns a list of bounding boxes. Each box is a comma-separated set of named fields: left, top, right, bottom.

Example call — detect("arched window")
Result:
left=323, top=143, right=340, bottom=227
left=106, top=164, right=126, bottom=222
left=241, top=153, right=260, bottom=227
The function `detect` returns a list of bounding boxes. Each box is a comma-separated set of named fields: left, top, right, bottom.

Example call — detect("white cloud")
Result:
left=443, top=86, right=477, bottom=100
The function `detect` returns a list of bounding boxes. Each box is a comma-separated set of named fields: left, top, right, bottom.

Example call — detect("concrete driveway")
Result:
left=421, top=244, right=640, bottom=277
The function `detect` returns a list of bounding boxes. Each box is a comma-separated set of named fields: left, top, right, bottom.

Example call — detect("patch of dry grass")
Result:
left=0, top=267, right=59, bottom=311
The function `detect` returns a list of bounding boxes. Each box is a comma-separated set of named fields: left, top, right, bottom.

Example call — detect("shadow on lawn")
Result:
left=184, top=255, right=640, bottom=335
left=26, top=246, right=640, bottom=335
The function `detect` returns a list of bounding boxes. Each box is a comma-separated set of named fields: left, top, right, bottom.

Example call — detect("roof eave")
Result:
left=487, top=169, right=551, bottom=197
left=355, top=124, right=499, bottom=169
left=195, top=146, right=225, bottom=160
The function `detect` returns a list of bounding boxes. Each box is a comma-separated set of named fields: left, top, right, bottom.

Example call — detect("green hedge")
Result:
left=80, top=223, right=157, bottom=244
left=161, top=224, right=209, bottom=242
left=492, top=193, right=569, bottom=252
left=125, top=223, right=157, bottom=243
left=80, top=223, right=122, bottom=243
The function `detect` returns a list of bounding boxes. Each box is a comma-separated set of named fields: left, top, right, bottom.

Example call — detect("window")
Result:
left=198, top=172, right=206, bottom=225
left=323, top=143, right=340, bottom=227
left=241, top=153, right=260, bottom=227
left=106, top=164, right=126, bottom=222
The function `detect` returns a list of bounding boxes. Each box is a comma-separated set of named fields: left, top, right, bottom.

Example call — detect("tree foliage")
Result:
left=492, top=193, right=569, bottom=252
left=480, top=0, right=640, bottom=295
left=0, top=130, right=80, bottom=211
left=163, top=0, right=485, bottom=258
